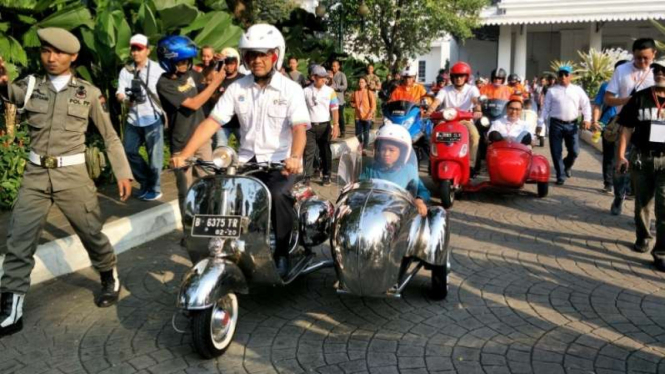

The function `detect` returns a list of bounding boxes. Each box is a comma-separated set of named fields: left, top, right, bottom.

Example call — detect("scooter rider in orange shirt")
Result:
left=389, top=65, right=427, bottom=103
left=480, top=68, right=512, bottom=100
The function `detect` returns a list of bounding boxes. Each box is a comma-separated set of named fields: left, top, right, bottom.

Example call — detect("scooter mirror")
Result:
left=480, top=116, right=490, bottom=127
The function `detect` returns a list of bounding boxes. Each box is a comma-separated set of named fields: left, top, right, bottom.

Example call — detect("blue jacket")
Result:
left=360, top=162, right=431, bottom=202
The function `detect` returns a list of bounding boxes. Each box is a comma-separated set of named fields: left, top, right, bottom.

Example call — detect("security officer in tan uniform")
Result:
left=0, top=28, right=133, bottom=338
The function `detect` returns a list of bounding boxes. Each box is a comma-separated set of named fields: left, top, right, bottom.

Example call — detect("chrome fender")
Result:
left=407, top=206, right=450, bottom=266
left=299, top=197, right=334, bottom=247
left=177, top=258, right=248, bottom=310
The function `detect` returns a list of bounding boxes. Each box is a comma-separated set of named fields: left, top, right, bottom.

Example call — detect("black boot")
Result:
left=96, top=268, right=120, bottom=308
left=0, top=292, right=25, bottom=337
left=276, top=256, right=290, bottom=278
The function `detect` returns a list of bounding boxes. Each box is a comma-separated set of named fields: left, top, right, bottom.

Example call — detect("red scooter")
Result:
left=429, top=109, right=550, bottom=208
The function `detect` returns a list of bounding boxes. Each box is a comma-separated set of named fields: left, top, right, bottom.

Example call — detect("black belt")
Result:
left=551, top=118, right=577, bottom=124
left=640, top=150, right=665, bottom=158
left=311, top=121, right=330, bottom=126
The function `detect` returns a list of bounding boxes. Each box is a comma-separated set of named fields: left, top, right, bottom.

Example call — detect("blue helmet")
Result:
left=157, top=35, right=198, bottom=73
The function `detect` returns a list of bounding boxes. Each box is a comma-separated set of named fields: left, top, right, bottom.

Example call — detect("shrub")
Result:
left=0, top=128, right=30, bottom=210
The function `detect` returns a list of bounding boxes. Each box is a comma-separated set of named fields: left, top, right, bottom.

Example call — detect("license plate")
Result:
left=436, top=132, right=462, bottom=143
left=191, top=215, right=242, bottom=238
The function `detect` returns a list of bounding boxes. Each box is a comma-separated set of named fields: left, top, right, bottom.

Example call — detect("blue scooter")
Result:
left=382, top=100, right=432, bottom=162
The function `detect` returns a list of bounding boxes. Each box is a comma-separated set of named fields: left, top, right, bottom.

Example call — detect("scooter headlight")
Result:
left=212, top=146, right=238, bottom=168
left=480, top=116, right=491, bottom=128
left=442, top=108, right=458, bottom=121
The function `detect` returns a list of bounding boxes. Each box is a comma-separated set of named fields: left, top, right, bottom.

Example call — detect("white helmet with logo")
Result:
left=221, top=47, right=240, bottom=61
left=375, top=124, right=412, bottom=164
left=238, top=24, right=286, bottom=71
left=400, top=65, right=417, bottom=77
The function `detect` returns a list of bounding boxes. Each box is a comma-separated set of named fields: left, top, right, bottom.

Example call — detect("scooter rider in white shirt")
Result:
left=170, top=24, right=311, bottom=277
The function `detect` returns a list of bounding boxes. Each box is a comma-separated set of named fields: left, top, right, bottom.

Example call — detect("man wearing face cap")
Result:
left=0, top=27, right=133, bottom=337
left=615, top=58, right=665, bottom=271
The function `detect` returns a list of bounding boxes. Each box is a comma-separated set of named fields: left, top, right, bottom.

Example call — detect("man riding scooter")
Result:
left=488, top=96, right=534, bottom=146
left=171, top=24, right=310, bottom=277
left=480, top=68, right=512, bottom=101
left=389, top=65, right=427, bottom=103
left=426, top=61, right=483, bottom=172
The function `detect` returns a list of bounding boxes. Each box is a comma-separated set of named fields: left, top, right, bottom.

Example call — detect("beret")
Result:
left=37, top=27, right=80, bottom=54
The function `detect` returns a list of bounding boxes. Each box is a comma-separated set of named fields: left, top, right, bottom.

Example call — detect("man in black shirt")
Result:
left=616, top=58, right=665, bottom=271
left=208, top=47, right=245, bottom=148
left=156, top=36, right=224, bottom=238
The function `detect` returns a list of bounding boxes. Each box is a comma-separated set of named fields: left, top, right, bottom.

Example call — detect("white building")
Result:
left=411, top=0, right=665, bottom=83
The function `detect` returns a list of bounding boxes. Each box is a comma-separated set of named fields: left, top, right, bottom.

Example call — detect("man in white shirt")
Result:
left=488, top=98, right=533, bottom=145
left=539, top=65, right=592, bottom=185
left=303, top=65, right=339, bottom=185
left=170, top=24, right=310, bottom=277
left=426, top=61, right=482, bottom=167
left=116, top=34, right=165, bottom=201
left=604, top=38, right=656, bottom=217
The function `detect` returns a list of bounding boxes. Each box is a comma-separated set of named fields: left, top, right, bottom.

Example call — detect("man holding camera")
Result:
left=116, top=34, right=165, bottom=201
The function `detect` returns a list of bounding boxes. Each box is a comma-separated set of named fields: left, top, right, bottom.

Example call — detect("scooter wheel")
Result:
left=429, top=251, right=450, bottom=301
left=440, top=180, right=454, bottom=209
left=191, top=293, right=239, bottom=359
left=537, top=182, right=548, bottom=198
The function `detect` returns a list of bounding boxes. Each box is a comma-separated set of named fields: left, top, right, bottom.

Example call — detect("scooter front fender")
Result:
left=177, top=258, right=248, bottom=310
left=436, top=161, right=463, bottom=186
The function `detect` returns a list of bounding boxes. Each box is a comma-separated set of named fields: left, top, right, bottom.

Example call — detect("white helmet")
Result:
left=221, top=47, right=240, bottom=61
left=238, top=24, right=286, bottom=71
left=400, top=65, right=417, bottom=77
left=375, top=124, right=412, bottom=164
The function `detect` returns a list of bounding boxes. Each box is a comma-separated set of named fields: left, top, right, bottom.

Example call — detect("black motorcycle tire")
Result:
left=191, top=293, right=239, bottom=359
left=537, top=182, right=548, bottom=198
left=430, top=253, right=450, bottom=300
left=440, top=180, right=454, bottom=209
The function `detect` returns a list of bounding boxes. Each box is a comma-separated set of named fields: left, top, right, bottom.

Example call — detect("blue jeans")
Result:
left=355, top=119, right=372, bottom=148
left=549, top=119, right=579, bottom=181
left=214, top=127, right=241, bottom=149
left=123, top=119, right=164, bottom=194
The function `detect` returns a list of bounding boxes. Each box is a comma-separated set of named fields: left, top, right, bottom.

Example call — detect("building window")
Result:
left=418, top=61, right=426, bottom=82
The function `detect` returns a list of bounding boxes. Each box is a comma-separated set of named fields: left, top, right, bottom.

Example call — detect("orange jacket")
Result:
left=350, top=89, right=376, bottom=121
left=389, top=84, right=427, bottom=103
left=479, top=84, right=512, bottom=101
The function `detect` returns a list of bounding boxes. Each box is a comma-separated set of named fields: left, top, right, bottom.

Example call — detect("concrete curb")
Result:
left=0, top=200, right=182, bottom=286
left=579, top=129, right=603, bottom=152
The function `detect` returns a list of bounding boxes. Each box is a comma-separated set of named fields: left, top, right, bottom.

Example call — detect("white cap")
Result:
left=130, top=34, right=148, bottom=49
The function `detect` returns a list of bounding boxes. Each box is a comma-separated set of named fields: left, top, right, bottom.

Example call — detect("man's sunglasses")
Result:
left=558, top=71, right=570, bottom=77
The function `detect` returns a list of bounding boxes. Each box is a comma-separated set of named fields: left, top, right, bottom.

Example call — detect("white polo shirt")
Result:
left=606, top=61, right=655, bottom=112
left=434, top=84, right=480, bottom=111
left=210, top=73, right=311, bottom=163
left=489, top=116, right=533, bottom=139
left=303, top=84, right=339, bottom=123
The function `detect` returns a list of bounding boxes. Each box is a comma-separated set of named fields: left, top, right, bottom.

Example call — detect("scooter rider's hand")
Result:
left=472, top=111, right=483, bottom=120
left=283, top=155, right=303, bottom=176
left=415, top=198, right=427, bottom=217
left=170, top=153, right=190, bottom=169
left=616, top=156, right=629, bottom=174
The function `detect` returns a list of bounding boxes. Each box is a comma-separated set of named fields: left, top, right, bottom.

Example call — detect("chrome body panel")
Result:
left=299, top=198, right=334, bottom=247
left=177, top=258, right=248, bottom=310
left=406, top=206, right=450, bottom=266
left=331, top=179, right=418, bottom=297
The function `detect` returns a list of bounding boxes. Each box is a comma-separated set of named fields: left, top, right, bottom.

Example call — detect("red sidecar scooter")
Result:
left=429, top=109, right=550, bottom=208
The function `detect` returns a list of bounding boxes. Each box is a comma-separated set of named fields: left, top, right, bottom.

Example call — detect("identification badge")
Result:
left=649, top=120, right=665, bottom=143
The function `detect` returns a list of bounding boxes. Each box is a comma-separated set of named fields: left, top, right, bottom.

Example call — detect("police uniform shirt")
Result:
left=156, top=70, right=205, bottom=153
left=209, top=72, right=311, bottom=163
left=4, top=75, right=132, bottom=191
left=434, top=84, right=480, bottom=112
left=303, top=84, right=339, bottom=123
left=618, top=87, right=665, bottom=152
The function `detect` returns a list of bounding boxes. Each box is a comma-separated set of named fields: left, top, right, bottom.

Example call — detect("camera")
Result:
left=125, top=71, right=146, bottom=104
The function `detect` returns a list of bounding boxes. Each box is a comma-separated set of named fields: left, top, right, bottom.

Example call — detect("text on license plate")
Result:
left=191, top=215, right=242, bottom=238
left=436, top=132, right=462, bottom=143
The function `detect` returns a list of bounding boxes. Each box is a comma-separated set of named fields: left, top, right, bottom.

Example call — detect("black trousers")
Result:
left=338, top=104, right=346, bottom=136
left=305, top=122, right=332, bottom=178
left=252, top=169, right=296, bottom=257
left=601, top=134, right=615, bottom=188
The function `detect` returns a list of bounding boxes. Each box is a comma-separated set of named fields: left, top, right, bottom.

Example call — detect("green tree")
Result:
left=321, top=0, right=487, bottom=72
left=225, top=0, right=297, bottom=26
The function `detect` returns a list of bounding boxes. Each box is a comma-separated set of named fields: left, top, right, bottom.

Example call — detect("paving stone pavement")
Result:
left=2, top=141, right=665, bottom=374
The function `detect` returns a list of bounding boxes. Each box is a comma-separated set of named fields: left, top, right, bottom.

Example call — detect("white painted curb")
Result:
left=0, top=200, right=182, bottom=286
left=579, top=129, right=603, bottom=152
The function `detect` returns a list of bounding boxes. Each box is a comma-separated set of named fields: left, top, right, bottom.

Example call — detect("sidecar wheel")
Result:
left=440, top=180, right=454, bottom=209
left=191, top=293, right=238, bottom=359
left=537, top=182, right=548, bottom=198
left=430, top=253, right=450, bottom=301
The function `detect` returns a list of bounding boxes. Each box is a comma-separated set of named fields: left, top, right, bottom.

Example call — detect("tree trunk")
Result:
left=3, top=101, right=16, bottom=143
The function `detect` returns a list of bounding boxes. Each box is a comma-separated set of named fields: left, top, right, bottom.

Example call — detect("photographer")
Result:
left=116, top=34, right=165, bottom=201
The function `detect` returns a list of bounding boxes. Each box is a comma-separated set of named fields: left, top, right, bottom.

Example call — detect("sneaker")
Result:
left=135, top=186, right=148, bottom=199
left=610, top=198, right=623, bottom=216
left=0, top=292, right=24, bottom=337
left=96, top=268, right=120, bottom=308
left=140, top=191, right=163, bottom=201
left=322, top=176, right=332, bottom=186
left=633, top=238, right=651, bottom=253
left=602, top=185, right=613, bottom=194
left=564, top=167, right=572, bottom=178
left=555, top=179, right=565, bottom=185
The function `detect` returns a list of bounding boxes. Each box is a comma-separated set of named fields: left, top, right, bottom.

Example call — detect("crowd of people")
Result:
left=0, top=21, right=663, bottom=340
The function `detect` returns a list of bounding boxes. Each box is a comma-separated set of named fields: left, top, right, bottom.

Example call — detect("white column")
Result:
left=497, top=24, right=512, bottom=72
left=513, top=24, right=527, bottom=79
left=589, top=22, right=603, bottom=52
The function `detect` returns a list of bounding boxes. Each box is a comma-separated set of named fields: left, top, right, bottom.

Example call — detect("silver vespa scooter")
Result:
left=331, top=151, right=452, bottom=300
left=176, top=147, right=334, bottom=358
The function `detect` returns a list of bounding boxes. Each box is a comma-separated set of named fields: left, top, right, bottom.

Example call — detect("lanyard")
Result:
left=652, top=88, right=665, bottom=119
